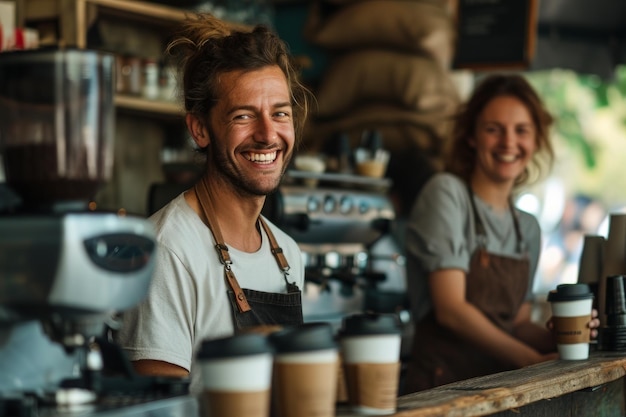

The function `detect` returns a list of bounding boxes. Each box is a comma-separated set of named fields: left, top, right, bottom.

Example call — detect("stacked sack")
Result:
left=301, top=0, right=460, bottom=216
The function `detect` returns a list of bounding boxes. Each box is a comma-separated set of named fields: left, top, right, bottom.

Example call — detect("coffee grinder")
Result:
left=0, top=49, right=195, bottom=416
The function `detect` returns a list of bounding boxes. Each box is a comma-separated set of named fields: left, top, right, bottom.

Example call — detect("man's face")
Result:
left=207, top=66, right=295, bottom=196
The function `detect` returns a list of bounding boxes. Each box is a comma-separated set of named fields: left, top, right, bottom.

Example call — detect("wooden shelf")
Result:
left=83, top=0, right=190, bottom=22
left=21, top=0, right=250, bottom=119
left=77, top=0, right=251, bottom=48
left=114, top=94, right=184, bottom=117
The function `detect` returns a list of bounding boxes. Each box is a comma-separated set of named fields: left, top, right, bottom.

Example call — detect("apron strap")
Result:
left=194, top=177, right=250, bottom=313
left=258, top=217, right=297, bottom=290
left=193, top=175, right=295, bottom=311
left=466, top=183, right=525, bottom=254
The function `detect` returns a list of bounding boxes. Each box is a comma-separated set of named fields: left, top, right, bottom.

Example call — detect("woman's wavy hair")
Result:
left=166, top=13, right=312, bottom=150
left=445, top=74, right=555, bottom=187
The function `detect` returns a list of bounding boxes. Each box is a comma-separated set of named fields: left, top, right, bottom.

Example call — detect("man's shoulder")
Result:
left=150, top=194, right=202, bottom=242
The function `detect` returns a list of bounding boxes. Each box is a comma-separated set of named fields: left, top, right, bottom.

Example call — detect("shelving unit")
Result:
left=19, top=0, right=248, bottom=118
left=75, top=0, right=189, bottom=49
left=16, top=0, right=237, bottom=213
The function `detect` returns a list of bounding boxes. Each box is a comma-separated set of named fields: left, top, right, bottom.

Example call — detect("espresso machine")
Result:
left=0, top=49, right=195, bottom=416
left=263, top=171, right=409, bottom=330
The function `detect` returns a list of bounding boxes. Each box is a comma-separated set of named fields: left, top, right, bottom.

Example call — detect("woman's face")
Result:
left=470, top=95, right=537, bottom=186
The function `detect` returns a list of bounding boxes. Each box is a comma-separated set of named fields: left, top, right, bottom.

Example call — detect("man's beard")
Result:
left=208, top=140, right=291, bottom=197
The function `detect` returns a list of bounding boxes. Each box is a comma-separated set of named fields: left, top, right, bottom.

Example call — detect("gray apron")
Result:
left=404, top=187, right=529, bottom=392
left=194, top=177, right=303, bottom=332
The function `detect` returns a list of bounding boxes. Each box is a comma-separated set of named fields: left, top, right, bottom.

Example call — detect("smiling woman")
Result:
left=401, top=74, right=584, bottom=393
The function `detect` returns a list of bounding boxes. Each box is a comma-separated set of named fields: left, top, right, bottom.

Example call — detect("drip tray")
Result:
left=1, top=393, right=198, bottom=417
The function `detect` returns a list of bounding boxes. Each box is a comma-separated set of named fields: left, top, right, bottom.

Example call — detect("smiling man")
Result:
left=113, top=14, right=312, bottom=394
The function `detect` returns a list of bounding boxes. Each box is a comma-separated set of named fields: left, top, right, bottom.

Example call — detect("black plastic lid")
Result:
left=269, top=322, right=337, bottom=353
left=339, top=313, right=401, bottom=336
left=197, top=334, right=272, bottom=360
left=547, top=283, right=594, bottom=302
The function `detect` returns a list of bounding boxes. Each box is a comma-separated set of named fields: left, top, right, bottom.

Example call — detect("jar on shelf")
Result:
left=159, top=64, right=177, bottom=102
left=116, top=54, right=142, bottom=95
left=142, top=58, right=160, bottom=100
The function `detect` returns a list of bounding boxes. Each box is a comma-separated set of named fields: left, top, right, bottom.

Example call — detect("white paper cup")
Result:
left=339, top=313, right=402, bottom=415
left=548, top=284, right=594, bottom=360
left=197, top=334, right=273, bottom=417
left=269, top=323, right=339, bottom=417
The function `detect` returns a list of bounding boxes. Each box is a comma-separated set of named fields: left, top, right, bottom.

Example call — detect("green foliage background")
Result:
left=526, top=66, right=626, bottom=210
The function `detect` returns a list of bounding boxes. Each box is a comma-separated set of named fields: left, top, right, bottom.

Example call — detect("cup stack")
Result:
left=599, top=275, right=626, bottom=351
left=577, top=235, right=605, bottom=307
left=600, top=213, right=626, bottom=326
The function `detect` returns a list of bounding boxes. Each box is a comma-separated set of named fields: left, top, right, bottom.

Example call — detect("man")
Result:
left=114, top=13, right=312, bottom=394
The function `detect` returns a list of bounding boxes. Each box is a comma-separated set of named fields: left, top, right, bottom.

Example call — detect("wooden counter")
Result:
left=337, top=350, right=626, bottom=417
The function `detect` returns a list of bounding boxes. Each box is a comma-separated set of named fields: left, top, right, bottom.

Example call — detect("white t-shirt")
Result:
left=114, top=193, right=304, bottom=394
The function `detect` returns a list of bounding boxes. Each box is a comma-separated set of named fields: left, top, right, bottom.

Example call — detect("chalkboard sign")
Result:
left=453, top=0, right=538, bottom=70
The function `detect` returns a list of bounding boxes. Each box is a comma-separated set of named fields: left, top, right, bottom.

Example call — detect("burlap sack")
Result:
left=314, top=50, right=459, bottom=119
left=304, top=0, right=455, bottom=68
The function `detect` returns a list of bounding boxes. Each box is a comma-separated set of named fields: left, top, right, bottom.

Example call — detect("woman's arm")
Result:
left=511, top=302, right=557, bottom=354
left=430, top=269, right=558, bottom=368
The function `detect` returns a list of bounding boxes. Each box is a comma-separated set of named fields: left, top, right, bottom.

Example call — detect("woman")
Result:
left=403, top=74, right=599, bottom=393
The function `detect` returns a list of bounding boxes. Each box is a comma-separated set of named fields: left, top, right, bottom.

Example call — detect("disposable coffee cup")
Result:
left=339, top=313, right=402, bottom=415
left=547, top=283, right=594, bottom=360
left=268, top=322, right=339, bottom=417
left=197, top=334, right=273, bottom=417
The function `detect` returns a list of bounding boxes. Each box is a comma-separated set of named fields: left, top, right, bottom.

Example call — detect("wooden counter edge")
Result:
left=391, top=352, right=626, bottom=417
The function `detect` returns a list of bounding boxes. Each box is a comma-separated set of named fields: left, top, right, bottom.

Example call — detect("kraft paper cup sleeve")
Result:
left=198, top=334, right=273, bottom=417
left=202, top=391, right=270, bottom=417
left=339, top=313, right=402, bottom=413
left=272, top=361, right=338, bottom=417
left=548, top=283, right=594, bottom=360
left=344, top=362, right=401, bottom=412
left=268, top=323, right=339, bottom=417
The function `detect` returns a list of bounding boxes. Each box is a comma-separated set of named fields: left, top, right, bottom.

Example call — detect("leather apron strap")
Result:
left=193, top=175, right=295, bottom=313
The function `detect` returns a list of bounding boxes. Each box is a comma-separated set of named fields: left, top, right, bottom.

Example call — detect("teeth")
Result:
left=496, top=154, right=517, bottom=162
left=246, top=151, right=277, bottom=164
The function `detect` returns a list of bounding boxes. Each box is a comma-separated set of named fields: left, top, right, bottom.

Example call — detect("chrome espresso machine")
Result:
left=263, top=170, right=409, bottom=331
left=0, top=49, right=195, bottom=416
